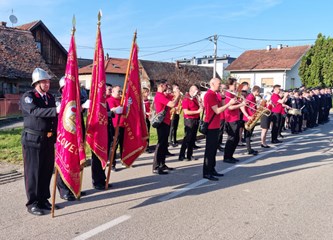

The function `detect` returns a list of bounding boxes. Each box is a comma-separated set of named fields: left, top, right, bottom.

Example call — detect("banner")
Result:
left=55, top=33, right=86, bottom=198
left=122, top=42, right=148, bottom=167
left=86, top=21, right=108, bottom=169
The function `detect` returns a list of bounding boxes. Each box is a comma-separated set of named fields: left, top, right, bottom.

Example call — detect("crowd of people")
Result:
left=20, top=67, right=332, bottom=215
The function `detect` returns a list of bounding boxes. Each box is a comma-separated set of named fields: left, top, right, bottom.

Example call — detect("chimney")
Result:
left=277, top=44, right=283, bottom=50
left=266, top=45, right=271, bottom=51
left=0, top=21, right=7, bottom=27
left=105, top=53, right=109, bottom=60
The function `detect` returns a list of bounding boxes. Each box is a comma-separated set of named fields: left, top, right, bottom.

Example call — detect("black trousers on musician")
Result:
left=203, top=128, right=220, bottom=176
left=169, top=114, right=180, bottom=144
left=224, top=121, right=240, bottom=159
left=244, top=126, right=255, bottom=153
left=146, top=118, right=151, bottom=148
left=179, top=118, right=198, bottom=159
left=153, top=122, right=170, bottom=170
left=218, top=119, right=225, bottom=145
left=271, top=113, right=281, bottom=141
left=91, top=152, right=106, bottom=186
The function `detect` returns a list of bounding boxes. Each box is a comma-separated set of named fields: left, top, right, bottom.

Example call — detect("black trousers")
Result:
left=224, top=121, right=240, bottom=159
left=22, top=136, right=55, bottom=207
left=153, top=122, right=170, bottom=170
left=145, top=118, right=151, bottom=148
left=244, top=126, right=254, bottom=152
left=91, top=151, right=106, bottom=186
left=271, top=113, right=281, bottom=141
left=111, top=127, right=124, bottom=167
left=179, top=118, right=199, bottom=159
left=203, top=128, right=219, bottom=175
left=290, top=115, right=302, bottom=133
left=169, top=114, right=180, bottom=143
left=218, top=119, right=225, bottom=145
left=56, top=174, right=71, bottom=197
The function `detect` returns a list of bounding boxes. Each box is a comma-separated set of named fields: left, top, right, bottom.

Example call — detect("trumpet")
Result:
left=200, top=81, right=210, bottom=89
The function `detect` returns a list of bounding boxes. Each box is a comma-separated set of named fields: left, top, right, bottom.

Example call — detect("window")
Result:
left=261, top=78, right=274, bottom=88
left=291, top=78, right=295, bottom=88
left=36, top=41, right=41, bottom=52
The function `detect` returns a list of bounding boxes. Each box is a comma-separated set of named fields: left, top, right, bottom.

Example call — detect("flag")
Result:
left=55, top=32, right=86, bottom=198
left=86, top=21, right=108, bottom=169
left=122, top=41, right=148, bottom=167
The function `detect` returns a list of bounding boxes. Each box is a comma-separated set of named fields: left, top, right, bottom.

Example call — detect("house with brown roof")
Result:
left=226, top=44, right=311, bottom=92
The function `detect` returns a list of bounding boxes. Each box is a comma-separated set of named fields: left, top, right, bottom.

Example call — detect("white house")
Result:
left=225, top=45, right=311, bottom=93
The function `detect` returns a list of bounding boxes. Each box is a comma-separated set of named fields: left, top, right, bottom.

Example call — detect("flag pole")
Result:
left=105, top=31, right=137, bottom=189
left=51, top=168, right=58, bottom=218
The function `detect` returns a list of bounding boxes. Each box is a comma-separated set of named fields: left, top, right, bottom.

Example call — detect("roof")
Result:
left=226, top=45, right=311, bottom=72
left=0, top=25, right=54, bottom=79
left=140, top=60, right=215, bottom=82
left=15, top=20, right=39, bottom=31
left=79, top=57, right=128, bottom=74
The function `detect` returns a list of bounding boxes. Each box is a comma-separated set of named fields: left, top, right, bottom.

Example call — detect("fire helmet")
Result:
left=59, top=76, right=65, bottom=90
left=31, top=68, right=51, bottom=86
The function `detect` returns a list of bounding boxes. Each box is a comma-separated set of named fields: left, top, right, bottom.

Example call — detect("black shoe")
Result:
left=38, top=200, right=60, bottom=210
left=94, top=183, right=112, bottom=190
left=203, top=174, right=219, bottom=181
left=278, top=134, right=284, bottom=138
left=161, top=165, right=174, bottom=171
left=187, top=156, right=198, bottom=161
left=166, top=152, right=175, bottom=156
left=111, top=166, right=117, bottom=172
left=193, top=145, right=201, bottom=149
left=171, top=142, right=178, bottom=147
left=152, top=169, right=168, bottom=175
left=237, top=143, right=245, bottom=147
left=27, top=205, right=44, bottom=216
left=146, top=148, right=153, bottom=153
left=248, top=149, right=258, bottom=155
left=232, top=157, right=240, bottom=162
left=261, top=144, right=270, bottom=148
left=272, top=140, right=283, bottom=144
left=212, top=171, right=224, bottom=177
left=60, top=193, right=76, bottom=201
left=218, top=146, right=224, bottom=152
left=223, top=158, right=236, bottom=164
left=178, top=156, right=185, bottom=161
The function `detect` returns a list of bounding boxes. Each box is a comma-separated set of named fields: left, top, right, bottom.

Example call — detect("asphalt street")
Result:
left=0, top=120, right=332, bottom=240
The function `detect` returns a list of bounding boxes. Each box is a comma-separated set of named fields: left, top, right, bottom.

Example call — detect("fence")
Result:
left=0, top=94, right=22, bottom=118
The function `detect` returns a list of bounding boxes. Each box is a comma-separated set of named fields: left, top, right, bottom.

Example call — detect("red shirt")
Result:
left=243, top=93, right=256, bottom=122
left=182, top=95, right=200, bottom=119
left=224, top=91, right=240, bottom=123
left=154, top=92, right=171, bottom=125
left=203, top=89, right=220, bottom=129
left=143, top=99, right=151, bottom=119
left=106, top=96, right=125, bottom=127
left=217, top=93, right=225, bottom=120
left=271, top=93, right=282, bottom=113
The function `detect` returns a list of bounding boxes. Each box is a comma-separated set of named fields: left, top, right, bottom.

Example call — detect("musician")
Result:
left=271, top=85, right=289, bottom=144
left=289, top=90, right=303, bottom=134
left=203, top=78, right=236, bottom=180
left=153, top=79, right=180, bottom=175
left=106, top=84, right=112, bottom=99
left=223, top=78, right=246, bottom=164
left=169, top=83, right=182, bottom=147
left=178, top=85, right=202, bottom=161
left=278, top=89, right=288, bottom=138
left=240, top=85, right=261, bottom=155
left=260, top=92, right=272, bottom=148
left=238, top=82, right=250, bottom=146
left=217, top=84, right=227, bottom=151
left=142, top=87, right=153, bottom=153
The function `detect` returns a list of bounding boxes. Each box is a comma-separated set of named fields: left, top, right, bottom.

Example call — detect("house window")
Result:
left=291, top=78, right=295, bottom=88
left=261, top=78, right=274, bottom=88
left=36, top=41, right=42, bottom=52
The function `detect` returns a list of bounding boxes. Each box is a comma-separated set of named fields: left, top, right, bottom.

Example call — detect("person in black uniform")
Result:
left=21, top=68, right=59, bottom=216
left=289, top=91, right=303, bottom=134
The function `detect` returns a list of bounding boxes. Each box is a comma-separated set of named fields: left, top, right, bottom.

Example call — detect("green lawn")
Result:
left=0, top=117, right=188, bottom=164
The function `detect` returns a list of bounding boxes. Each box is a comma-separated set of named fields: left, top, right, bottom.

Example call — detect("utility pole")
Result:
left=212, top=34, right=218, bottom=78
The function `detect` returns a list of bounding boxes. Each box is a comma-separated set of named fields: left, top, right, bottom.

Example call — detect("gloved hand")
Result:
left=56, top=104, right=61, bottom=114
left=82, top=99, right=91, bottom=109
left=115, top=106, right=123, bottom=114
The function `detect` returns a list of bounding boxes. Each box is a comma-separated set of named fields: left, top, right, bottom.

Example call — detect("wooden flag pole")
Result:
left=51, top=168, right=58, bottom=218
left=105, top=31, right=137, bottom=189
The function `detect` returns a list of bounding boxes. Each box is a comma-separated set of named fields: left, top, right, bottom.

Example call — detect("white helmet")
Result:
left=31, top=68, right=51, bottom=86
left=59, top=76, right=65, bottom=90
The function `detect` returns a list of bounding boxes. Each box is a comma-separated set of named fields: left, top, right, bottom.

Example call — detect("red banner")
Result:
left=55, top=33, right=86, bottom=198
left=86, top=24, right=108, bottom=169
left=122, top=42, right=148, bottom=167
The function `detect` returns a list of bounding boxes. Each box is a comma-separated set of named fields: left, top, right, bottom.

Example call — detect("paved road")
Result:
left=0, top=120, right=332, bottom=240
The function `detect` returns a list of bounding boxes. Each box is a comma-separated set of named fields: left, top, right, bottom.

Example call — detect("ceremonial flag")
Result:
left=55, top=30, right=86, bottom=198
left=86, top=15, right=108, bottom=169
left=122, top=37, right=148, bottom=167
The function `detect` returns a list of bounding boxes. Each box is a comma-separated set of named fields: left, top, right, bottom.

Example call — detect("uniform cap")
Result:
left=31, top=68, right=51, bottom=86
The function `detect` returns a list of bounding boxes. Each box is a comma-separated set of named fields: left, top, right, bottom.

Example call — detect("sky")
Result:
left=0, top=0, right=332, bottom=62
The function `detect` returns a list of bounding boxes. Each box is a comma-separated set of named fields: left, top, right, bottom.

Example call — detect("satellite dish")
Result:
left=9, top=15, right=18, bottom=24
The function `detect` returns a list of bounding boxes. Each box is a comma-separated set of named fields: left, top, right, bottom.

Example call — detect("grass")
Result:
left=0, top=116, right=189, bottom=164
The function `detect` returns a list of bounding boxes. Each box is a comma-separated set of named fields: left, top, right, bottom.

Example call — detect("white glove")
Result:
left=82, top=99, right=91, bottom=109
left=56, top=104, right=61, bottom=114
left=115, top=106, right=123, bottom=114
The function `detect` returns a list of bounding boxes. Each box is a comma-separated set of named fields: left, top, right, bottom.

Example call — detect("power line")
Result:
left=218, top=34, right=316, bottom=42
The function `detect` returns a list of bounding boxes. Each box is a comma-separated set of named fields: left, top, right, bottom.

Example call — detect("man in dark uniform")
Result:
left=21, top=68, right=59, bottom=216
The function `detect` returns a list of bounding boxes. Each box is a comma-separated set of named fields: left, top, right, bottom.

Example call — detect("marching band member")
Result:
left=240, top=85, right=260, bottom=155
left=178, top=85, right=202, bottom=161
left=260, top=92, right=272, bottom=148
left=289, top=91, right=303, bottom=134
left=169, top=83, right=181, bottom=147
left=217, top=84, right=227, bottom=152
left=142, top=87, right=153, bottom=153
left=223, top=78, right=246, bottom=164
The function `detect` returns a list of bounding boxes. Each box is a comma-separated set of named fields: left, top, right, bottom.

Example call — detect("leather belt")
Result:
left=24, top=128, right=54, bottom=138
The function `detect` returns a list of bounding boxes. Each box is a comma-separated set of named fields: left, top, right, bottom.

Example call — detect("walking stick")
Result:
left=51, top=168, right=58, bottom=218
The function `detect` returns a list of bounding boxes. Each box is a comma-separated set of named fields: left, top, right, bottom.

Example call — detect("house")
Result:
left=177, top=55, right=236, bottom=79
left=225, top=45, right=311, bottom=93
left=78, top=56, right=128, bottom=90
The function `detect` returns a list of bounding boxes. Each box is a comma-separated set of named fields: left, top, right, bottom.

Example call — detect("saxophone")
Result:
left=244, top=100, right=271, bottom=131
left=170, top=92, right=183, bottom=120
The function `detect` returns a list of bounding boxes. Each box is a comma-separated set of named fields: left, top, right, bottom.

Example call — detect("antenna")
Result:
left=9, top=9, right=18, bottom=27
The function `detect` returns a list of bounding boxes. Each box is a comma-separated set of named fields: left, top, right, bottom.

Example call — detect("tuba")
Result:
left=245, top=100, right=271, bottom=131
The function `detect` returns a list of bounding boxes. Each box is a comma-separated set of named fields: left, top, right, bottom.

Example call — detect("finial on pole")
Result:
left=97, top=10, right=102, bottom=26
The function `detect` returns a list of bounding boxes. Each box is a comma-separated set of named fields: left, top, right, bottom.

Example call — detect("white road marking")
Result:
left=158, top=129, right=320, bottom=202
left=72, top=215, right=131, bottom=240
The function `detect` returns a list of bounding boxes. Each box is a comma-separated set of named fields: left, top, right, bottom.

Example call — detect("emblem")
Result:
left=62, top=100, right=77, bottom=134
left=24, top=96, right=33, bottom=104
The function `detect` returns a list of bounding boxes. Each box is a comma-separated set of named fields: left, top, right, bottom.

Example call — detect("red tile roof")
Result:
left=0, top=25, right=54, bottom=79
left=226, top=45, right=311, bottom=71
left=15, top=20, right=40, bottom=31
left=79, top=57, right=128, bottom=74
